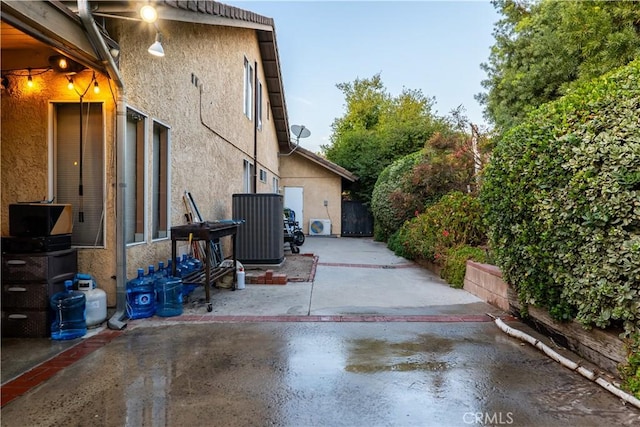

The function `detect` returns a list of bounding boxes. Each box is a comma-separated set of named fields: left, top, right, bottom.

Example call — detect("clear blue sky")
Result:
left=227, top=1, right=500, bottom=153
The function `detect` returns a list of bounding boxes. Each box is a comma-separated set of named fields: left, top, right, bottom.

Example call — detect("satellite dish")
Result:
left=291, top=124, right=311, bottom=140
left=280, top=124, right=311, bottom=157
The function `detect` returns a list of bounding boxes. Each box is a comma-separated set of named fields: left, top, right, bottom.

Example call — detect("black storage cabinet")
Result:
left=1, top=249, right=78, bottom=337
left=232, top=194, right=284, bottom=264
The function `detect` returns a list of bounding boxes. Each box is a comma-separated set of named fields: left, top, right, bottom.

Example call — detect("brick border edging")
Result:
left=1, top=329, right=124, bottom=408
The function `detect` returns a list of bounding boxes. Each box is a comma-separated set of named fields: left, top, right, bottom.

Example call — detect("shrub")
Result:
left=441, top=245, right=488, bottom=288
left=372, top=131, right=476, bottom=242
left=481, top=59, right=640, bottom=335
left=620, top=335, right=640, bottom=399
left=390, top=192, right=486, bottom=263
left=371, top=151, right=424, bottom=241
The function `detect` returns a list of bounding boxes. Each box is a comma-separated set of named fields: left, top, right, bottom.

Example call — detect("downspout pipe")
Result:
left=78, top=0, right=128, bottom=330
left=490, top=315, right=640, bottom=409
left=252, top=60, right=258, bottom=193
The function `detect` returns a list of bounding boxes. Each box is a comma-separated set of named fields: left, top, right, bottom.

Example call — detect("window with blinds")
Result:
left=54, top=102, right=105, bottom=247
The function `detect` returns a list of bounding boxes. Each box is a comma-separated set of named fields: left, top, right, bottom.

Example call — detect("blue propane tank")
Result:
left=50, top=280, right=87, bottom=340
left=126, top=268, right=156, bottom=319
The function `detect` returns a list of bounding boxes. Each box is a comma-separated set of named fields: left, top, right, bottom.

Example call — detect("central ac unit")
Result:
left=309, top=219, right=331, bottom=236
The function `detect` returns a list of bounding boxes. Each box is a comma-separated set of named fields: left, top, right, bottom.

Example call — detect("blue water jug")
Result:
left=50, top=280, right=87, bottom=340
left=156, top=261, right=168, bottom=279
left=190, top=255, right=203, bottom=272
left=155, top=273, right=184, bottom=317
left=181, top=254, right=195, bottom=274
left=126, top=268, right=156, bottom=319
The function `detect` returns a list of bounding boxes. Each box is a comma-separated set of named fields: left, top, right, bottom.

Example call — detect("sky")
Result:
left=227, top=0, right=501, bottom=153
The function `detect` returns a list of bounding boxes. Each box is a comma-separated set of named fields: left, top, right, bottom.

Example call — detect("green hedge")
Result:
left=388, top=191, right=486, bottom=263
left=481, top=60, right=640, bottom=336
left=441, top=245, right=488, bottom=289
left=371, top=151, right=424, bottom=241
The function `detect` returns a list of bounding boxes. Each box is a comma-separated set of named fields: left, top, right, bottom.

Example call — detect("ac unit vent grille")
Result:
left=309, top=219, right=331, bottom=236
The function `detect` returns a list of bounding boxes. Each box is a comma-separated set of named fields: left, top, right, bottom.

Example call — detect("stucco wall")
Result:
left=279, top=153, right=343, bottom=236
left=116, top=20, right=282, bottom=297
left=1, top=19, right=282, bottom=306
left=1, top=68, right=118, bottom=304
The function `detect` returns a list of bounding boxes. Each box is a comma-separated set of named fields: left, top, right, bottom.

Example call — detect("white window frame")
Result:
left=243, top=159, right=255, bottom=193
left=125, top=107, right=148, bottom=246
left=243, top=57, right=253, bottom=120
left=259, top=168, right=267, bottom=183
left=151, top=119, right=171, bottom=241
left=257, top=80, right=263, bottom=130
left=272, top=177, right=280, bottom=193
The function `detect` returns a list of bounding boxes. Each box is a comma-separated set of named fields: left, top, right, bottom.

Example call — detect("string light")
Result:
left=93, top=72, right=100, bottom=94
left=27, top=68, right=33, bottom=87
left=67, top=76, right=74, bottom=90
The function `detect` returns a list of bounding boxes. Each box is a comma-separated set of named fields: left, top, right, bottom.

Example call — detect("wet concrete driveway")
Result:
left=2, top=237, right=639, bottom=426
left=2, top=321, right=639, bottom=426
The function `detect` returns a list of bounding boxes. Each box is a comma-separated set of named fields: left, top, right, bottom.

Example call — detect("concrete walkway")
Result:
left=179, top=236, right=495, bottom=318
left=3, top=237, right=638, bottom=426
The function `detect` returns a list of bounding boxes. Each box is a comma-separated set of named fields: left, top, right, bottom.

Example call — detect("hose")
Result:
left=489, top=314, right=640, bottom=409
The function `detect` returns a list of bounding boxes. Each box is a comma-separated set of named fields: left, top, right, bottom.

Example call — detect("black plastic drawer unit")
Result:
left=1, top=249, right=77, bottom=337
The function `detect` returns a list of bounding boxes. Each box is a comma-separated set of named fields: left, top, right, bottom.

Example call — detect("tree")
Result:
left=323, top=74, right=445, bottom=205
left=478, top=0, right=640, bottom=132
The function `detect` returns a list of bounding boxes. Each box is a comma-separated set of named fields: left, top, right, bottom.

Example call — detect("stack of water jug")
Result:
left=50, top=273, right=108, bottom=340
left=125, top=254, right=202, bottom=320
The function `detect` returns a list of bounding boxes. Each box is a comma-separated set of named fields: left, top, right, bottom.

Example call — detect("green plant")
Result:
left=389, top=192, right=486, bottom=263
left=620, top=335, right=640, bottom=399
left=441, top=245, right=488, bottom=288
left=481, top=59, right=640, bottom=335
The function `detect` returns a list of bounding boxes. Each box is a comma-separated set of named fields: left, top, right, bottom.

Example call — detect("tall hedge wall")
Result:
left=481, top=60, right=640, bottom=336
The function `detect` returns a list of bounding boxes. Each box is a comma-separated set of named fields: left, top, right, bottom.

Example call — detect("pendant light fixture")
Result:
left=148, top=32, right=165, bottom=57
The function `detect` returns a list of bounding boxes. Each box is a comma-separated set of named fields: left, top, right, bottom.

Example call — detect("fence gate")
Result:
left=341, top=200, right=373, bottom=237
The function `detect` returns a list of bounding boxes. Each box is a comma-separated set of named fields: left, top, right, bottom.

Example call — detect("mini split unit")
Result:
left=309, top=219, right=331, bottom=236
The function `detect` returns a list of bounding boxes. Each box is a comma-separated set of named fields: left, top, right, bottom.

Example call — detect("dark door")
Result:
left=341, top=201, right=373, bottom=237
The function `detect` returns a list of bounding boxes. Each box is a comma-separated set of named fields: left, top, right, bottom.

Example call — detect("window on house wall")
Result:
left=259, top=168, right=267, bottom=183
left=267, top=101, right=270, bottom=121
left=243, top=57, right=253, bottom=120
left=53, top=102, right=105, bottom=246
left=257, top=80, right=263, bottom=130
left=152, top=121, right=170, bottom=239
left=272, top=177, right=279, bottom=193
left=125, top=108, right=146, bottom=244
left=243, top=159, right=255, bottom=193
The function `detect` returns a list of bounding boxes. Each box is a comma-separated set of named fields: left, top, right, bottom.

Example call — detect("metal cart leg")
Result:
left=205, top=240, right=212, bottom=312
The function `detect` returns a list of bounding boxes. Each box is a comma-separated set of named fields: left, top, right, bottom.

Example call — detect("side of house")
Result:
left=1, top=1, right=288, bottom=309
left=279, top=146, right=356, bottom=236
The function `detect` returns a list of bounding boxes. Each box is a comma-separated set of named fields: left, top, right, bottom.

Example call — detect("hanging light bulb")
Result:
left=140, top=4, right=158, bottom=23
left=67, top=77, right=74, bottom=90
left=58, top=57, right=68, bottom=70
left=27, top=68, right=33, bottom=88
left=92, top=72, right=100, bottom=94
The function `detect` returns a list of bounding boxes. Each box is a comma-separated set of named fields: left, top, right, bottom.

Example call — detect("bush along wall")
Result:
left=481, top=60, right=640, bottom=337
left=388, top=191, right=487, bottom=284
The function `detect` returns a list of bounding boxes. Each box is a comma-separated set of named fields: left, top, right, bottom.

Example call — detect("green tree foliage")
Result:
left=481, top=60, right=640, bottom=336
left=324, top=74, right=445, bottom=205
left=371, top=130, right=476, bottom=241
left=478, top=0, right=640, bottom=132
